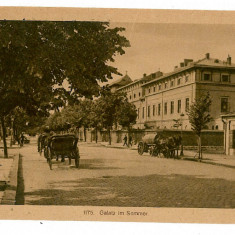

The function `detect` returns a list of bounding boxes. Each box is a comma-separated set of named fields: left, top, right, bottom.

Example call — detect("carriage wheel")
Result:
left=138, top=142, right=144, bottom=155
left=151, top=146, right=159, bottom=157
left=47, top=148, right=53, bottom=170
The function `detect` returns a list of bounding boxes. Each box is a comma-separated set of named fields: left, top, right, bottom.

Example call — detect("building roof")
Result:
left=116, top=71, right=163, bottom=90
left=142, top=55, right=235, bottom=87
left=109, top=74, right=132, bottom=87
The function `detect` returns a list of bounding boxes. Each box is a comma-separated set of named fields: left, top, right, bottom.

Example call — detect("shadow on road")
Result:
left=15, top=154, right=25, bottom=205
left=24, top=173, right=235, bottom=208
left=78, top=159, right=122, bottom=170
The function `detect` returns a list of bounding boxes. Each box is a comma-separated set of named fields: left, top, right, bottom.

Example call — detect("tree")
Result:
left=89, top=101, right=102, bottom=143
left=187, top=92, right=213, bottom=160
left=0, top=21, right=130, bottom=157
left=116, top=98, right=137, bottom=146
left=96, top=88, right=132, bottom=145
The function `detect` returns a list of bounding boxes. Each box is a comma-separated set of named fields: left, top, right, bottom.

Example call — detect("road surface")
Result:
left=16, top=141, right=235, bottom=208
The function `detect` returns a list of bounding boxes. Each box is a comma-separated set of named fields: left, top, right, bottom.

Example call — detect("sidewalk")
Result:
left=182, top=150, right=235, bottom=168
left=81, top=141, right=235, bottom=168
left=0, top=156, right=14, bottom=203
left=0, top=145, right=20, bottom=204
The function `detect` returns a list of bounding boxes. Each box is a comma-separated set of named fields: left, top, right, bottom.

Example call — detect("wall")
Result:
left=85, top=129, right=224, bottom=147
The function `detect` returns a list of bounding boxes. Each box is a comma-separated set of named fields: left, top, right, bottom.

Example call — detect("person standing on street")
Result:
left=123, top=134, right=128, bottom=146
left=129, top=135, right=133, bottom=147
left=20, top=133, right=25, bottom=147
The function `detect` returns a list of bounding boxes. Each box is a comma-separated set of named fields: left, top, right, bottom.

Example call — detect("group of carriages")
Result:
left=38, top=133, right=80, bottom=170
left=137, top=132, right=182, bottom=159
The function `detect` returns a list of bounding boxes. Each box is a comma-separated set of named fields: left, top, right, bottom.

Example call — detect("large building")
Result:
left=116, top=53, right=235, bottom=130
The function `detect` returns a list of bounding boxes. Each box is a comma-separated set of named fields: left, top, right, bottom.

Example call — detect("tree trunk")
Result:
left=84, top=127, right=86, bottom=142
left=198, top=135, right=201, bottom=161
left=108, top=127, right=111, bottom=145
left=1, top=116, right=8, bottom=158
left=127, top=126, right=130, bottom=147
left=95, top=127, right=98, bottom=143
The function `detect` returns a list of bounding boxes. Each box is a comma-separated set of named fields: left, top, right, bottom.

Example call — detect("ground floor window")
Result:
left=185, top=98, right=189, bottom=112
left=147, top=106, right=150, bottom=117
left=178, top=100, right=181, bottom=113
left=158, top=103, right=161, bottom=116
left=170, top=101, right=174, bottom=114
left=164, top=102, right=167, bottom=115
left=221, top=97, right=229, bottom=113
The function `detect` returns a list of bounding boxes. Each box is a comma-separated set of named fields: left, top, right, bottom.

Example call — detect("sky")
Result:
left=109, top=22, right=235, bottom=82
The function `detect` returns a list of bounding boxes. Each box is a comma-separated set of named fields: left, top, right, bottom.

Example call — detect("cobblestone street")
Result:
left=14, top=140, right=235, bottom=208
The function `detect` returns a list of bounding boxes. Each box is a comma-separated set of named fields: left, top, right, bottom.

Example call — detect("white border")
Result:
left=0, top=0, right=234, bottom=10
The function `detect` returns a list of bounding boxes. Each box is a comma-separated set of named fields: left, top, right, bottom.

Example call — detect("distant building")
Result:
left=117, top=53, right=235, bottom=130
left=109, top=73, right=132, bottom=92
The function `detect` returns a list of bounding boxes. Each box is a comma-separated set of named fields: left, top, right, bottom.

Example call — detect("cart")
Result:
left=138, top=133, right=181, bottom=158
left=44, top=134, right=80, bottom=170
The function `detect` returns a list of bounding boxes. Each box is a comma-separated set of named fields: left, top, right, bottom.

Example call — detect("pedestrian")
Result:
left=20, top=133, right=25, bottom=147
left=123, top=134, right=128, bottom=146
left=129, top=135, right=133, bottom=147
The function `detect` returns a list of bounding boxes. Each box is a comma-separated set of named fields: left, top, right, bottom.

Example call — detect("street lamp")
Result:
left=180, top=113, right=185, bottom=156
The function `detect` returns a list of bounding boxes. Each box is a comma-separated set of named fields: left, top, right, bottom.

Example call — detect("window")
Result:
left=159, top=84, right=161, bottom=90
left=221, top=74, right=230, bottom=82
left=178, top=100, right=181, bottom=113
left=139, top=92, right=141, bottom=97
left=185, top=98, right=189, bottom=112
left=221, top=97, right=229, bottom=112
left=149, top=88, right=151, bottom=93
left=153, top=105, right=155, bottom=116
left=158, top=103, right=161, bottom=116
left=177, top=78, right=181, bottom=85
left=170, top=101, right=174, bottom=114
left=137, top=108, right=140, bottom=119
left=153, top=86, right=156, bottom=92
left=170, top=80, right=174, bottom=87
left=185, top=75, right=189, bottom=82
left=165, top=82, right=168, bottom=89
left=203, top=73, right=211, bottom=81
left=164, top=102, right=167, bottom=115
left=215, top=125, right=219, bottom=130
left=134, top=94, right=136, bottom=98
left=148, top=106, right=150, bottom=117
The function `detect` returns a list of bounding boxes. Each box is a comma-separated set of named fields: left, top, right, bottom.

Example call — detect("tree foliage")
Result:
left=187, top=92, right=213, bottom=159
left=0, top=21, right=130, bottom=157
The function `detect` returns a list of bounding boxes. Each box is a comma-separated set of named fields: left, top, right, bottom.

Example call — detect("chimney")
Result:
left=180, top=62, right=184, bottom=67
left=143, top=73, right=147, bottom=77
left=155, top=71, right=163, bottom=78
left=227, top=55, right=232, bottom=65
left=184, top=59, right=193, bottom=66
left=205, top=53, right=210, bottom=59
left=174, top=65, right=178, bottom=70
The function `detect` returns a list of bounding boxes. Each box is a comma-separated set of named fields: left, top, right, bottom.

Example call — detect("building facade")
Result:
left=117, top=53, right=235, bottom=131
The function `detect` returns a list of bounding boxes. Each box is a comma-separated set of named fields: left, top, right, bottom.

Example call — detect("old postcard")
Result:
left=0, top=7, right=235, bottom=224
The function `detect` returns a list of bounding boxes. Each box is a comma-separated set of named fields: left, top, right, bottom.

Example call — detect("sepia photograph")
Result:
left=0, top=6, right=235, bottom=225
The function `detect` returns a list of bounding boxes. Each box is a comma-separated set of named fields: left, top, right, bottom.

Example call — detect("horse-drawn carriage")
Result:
left=39, top=134, right=80, bottom=170
left=138, top=132, right=181, bottom=158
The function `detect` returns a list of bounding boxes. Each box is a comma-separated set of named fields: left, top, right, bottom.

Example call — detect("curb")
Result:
left=182, top=157, right=235, bottom=169
left=99, top=143, right=137, bottom=151
left=1, top=154, right=20, bottom=205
